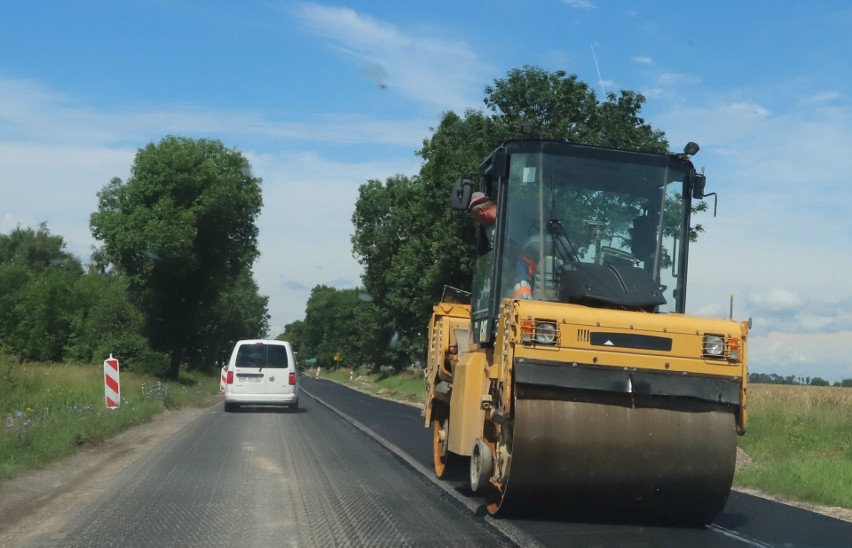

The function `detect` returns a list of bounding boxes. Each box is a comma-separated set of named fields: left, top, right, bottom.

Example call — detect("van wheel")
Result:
left=289, top=400, right=299, bottom=411
left=224, top=402, right=236, bottom=413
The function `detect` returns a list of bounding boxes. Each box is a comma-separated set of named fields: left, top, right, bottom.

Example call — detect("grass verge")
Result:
left=734, top=384, right=852, bottom=509
left=0, top=357, right=219, bottom=482
left=315, top=366, right=852, bottom=512
left=320, top=366, right=425, bottom=406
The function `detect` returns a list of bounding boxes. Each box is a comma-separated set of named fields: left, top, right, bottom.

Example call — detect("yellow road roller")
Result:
left=424, top=139, right=748, bottom=525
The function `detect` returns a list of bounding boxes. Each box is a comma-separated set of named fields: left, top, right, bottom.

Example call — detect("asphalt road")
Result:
left=300, top=377, right=852, bottom=548
left=9, top=389, right=510, bottom=547
left=3, top=377, right=850, bottom=547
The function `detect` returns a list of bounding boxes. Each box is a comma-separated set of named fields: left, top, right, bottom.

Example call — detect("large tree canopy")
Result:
left=90, top=136, right=267, bottom=378
left=351, top=66, right=671, bottom=366
left=483, top=66, right=668, bottom=151
left=0, top=224, right=152, bottom=366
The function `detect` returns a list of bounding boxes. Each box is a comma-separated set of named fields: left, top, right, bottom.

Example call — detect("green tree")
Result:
left=278, top=319, right=305, bottom=349
left=90, top=136, right=266, bottom=378
left=6, top=265, right=80, bottom=362
left=0, top=264, right=30, bottom=355
left=295, top=285, right=394, bottom=370
left=351, top=175, right=462, bottom=354
left=0, top=223, right=81, bottom=271
left=0, top=225, right=85, bottom=362
left=65, top=272, right=160, bottom=372
left=351, top=66, right=672, bottom=367
left=193, top=270, right=269, bottom=370
left=483, top=67, right=667, bottom=152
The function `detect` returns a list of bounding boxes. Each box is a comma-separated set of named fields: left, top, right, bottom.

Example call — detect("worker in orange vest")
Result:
left=468, top=192, right=536, bottom=300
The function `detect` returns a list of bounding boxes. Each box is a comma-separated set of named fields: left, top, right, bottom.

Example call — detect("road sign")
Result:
left=104, top=354, right=120, bottom=409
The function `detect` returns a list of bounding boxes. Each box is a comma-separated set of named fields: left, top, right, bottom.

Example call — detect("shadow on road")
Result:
left=227, top=404, right=306, bottom=414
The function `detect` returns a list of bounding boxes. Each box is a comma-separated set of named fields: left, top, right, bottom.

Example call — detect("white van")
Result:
left=223, top=339, right=299, bottom=412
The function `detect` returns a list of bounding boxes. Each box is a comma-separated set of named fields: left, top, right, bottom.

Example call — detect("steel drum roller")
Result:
left=489, top=393, right=737, bottom=524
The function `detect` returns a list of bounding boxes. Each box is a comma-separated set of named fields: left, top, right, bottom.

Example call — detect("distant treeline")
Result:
left=749, top=373, right=852, bottom=387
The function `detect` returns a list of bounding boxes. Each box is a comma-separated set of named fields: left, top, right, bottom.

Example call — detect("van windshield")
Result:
left=236, top=344, right=289, bottom=368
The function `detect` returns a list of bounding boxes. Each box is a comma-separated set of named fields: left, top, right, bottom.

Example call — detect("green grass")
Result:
left=320, top=366, right=426, bottom=405
left=0, top=356, right=219, bottom=481
left=316, top=367, right=852, bottom=511
left=734, top=384, right=852, bottom=509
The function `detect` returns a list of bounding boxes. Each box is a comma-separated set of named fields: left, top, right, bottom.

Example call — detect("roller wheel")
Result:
left=469, top=438, right=493, bottom=494
left=432, top=415, right=451, bottom=478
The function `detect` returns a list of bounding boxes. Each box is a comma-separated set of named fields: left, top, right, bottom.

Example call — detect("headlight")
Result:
left=520, top=320, right=559, bottom=346
left=703, top=335, right=725, bottom=357
left=535, top=322, right=557, bottom=344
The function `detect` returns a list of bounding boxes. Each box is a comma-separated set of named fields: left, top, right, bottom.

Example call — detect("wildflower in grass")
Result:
left=140, top=380, right=176, bottom=408
left=4, top=410, right=33, bottom=441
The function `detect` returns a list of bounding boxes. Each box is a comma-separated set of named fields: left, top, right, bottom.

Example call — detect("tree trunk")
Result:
left=166, top=350, right=182, bottom=380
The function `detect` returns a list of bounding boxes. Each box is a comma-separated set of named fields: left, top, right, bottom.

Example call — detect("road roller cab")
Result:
left=424, top=139, right=749, bottom=525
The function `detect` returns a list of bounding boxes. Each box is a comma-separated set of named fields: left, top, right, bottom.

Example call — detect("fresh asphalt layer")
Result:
left=300, top=377, right=852, bottom=548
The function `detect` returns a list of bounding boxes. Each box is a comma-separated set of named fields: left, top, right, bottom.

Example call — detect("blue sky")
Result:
left=2, top=1, right=851, bottom=381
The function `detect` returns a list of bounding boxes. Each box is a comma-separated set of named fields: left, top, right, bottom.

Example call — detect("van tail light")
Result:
left=227, top=371, right=234, bottom=384
left=288, top=372, right=296, bottom=385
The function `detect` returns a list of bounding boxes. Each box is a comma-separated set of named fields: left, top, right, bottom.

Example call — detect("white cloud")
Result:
left=562, top=0, right=597, bottom=8
left=802, top=90, right=842, bottom=104
left=293, top=3, right=489, bottom=113
left=248, top=148, right=420, bottom=330
left=796, top=313, right=835, bottom=332
left=0, top=75, right=432, bottom=150
left=0, top=141, right=136, bottom=259
left=718, top=101, right=772, bottom=120
left=749, top=331, right=852, bottom=382
left=253, top=115, right=432, bottom=147
left=747, top=289, right=803, bottom=313
left=656, top=71, right=702, bottom=88
left=598, top=79, right=616, bottom=91
left=632, top=56, right=654, bottom=65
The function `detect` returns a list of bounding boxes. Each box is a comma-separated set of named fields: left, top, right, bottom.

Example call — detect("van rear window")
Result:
left=235, top=344, right=288, bottom=368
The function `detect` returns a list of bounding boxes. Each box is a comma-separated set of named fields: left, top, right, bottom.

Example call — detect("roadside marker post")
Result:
left=220, top=366, right=226, bottom=392
left=104, top=354, right=120, bottom=409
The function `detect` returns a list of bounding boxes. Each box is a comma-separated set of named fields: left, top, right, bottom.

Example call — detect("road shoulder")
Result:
left=0, top=396, right=221, bottom=545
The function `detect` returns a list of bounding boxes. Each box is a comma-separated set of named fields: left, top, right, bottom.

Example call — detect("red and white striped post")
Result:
left=104, top=354, right=120, bottom=409
left=219, top=366, right=226, bottom=392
